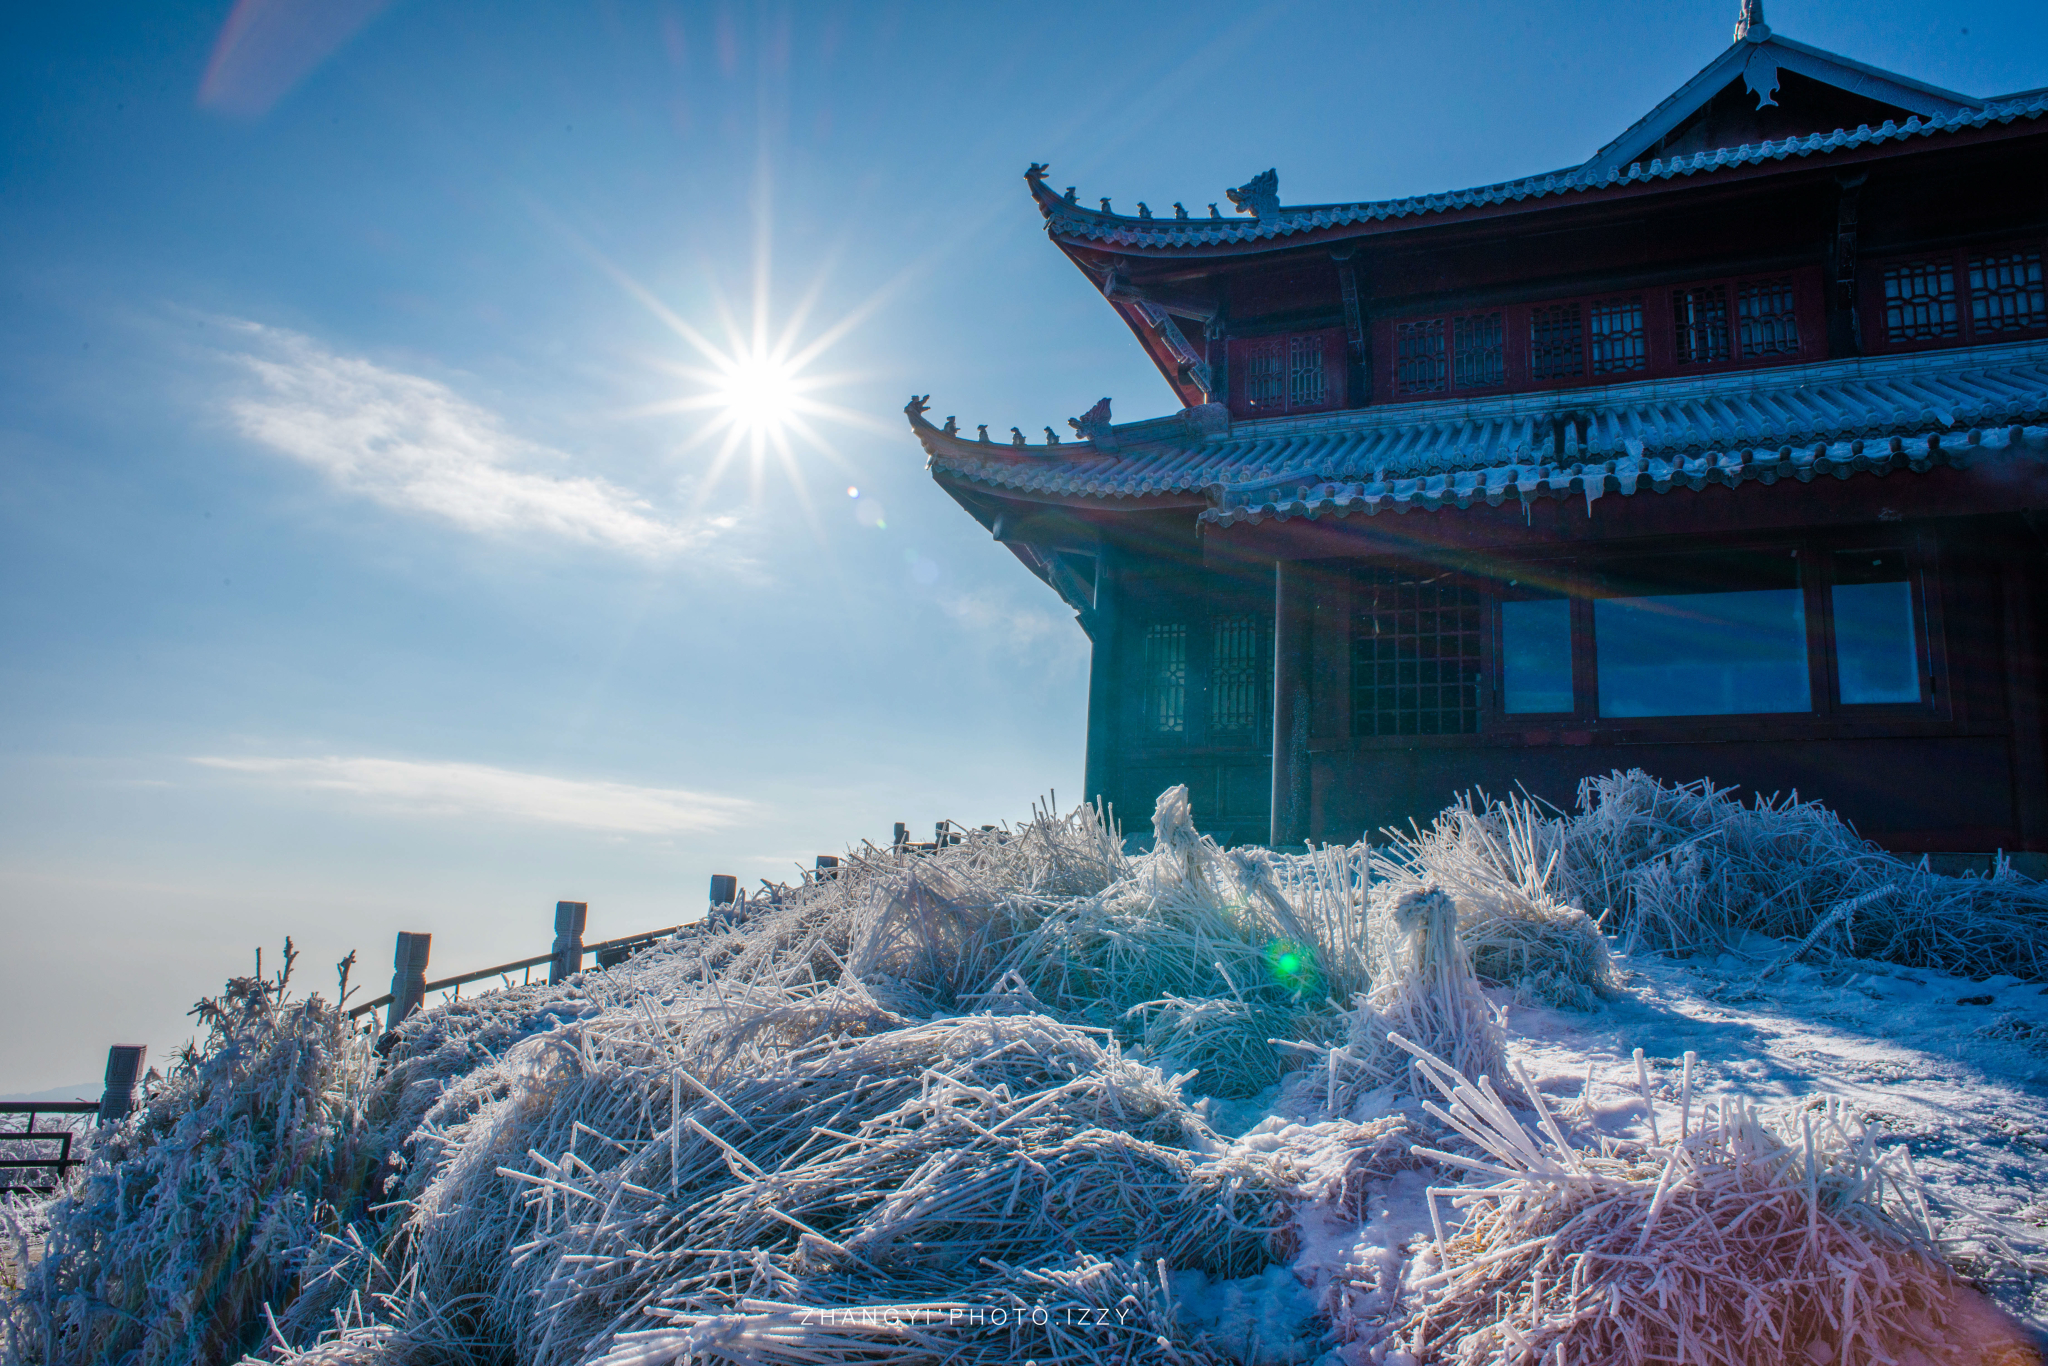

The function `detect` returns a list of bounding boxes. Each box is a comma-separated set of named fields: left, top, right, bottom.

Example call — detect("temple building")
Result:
left=907, top=2, right=2048, bottom=855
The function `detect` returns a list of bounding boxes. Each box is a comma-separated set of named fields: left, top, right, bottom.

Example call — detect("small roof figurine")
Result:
left=977, top=424, right=990, bottom=442
left=1010, top=426, right=1028, bottom=447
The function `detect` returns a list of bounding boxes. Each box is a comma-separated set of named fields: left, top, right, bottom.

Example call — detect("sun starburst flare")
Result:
left=574, top=211, right=902, bottom=517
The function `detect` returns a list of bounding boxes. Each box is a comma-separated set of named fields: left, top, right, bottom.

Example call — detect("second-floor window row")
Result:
left=1876, top=247, right=2046, bottom=348
left=1387, top=270, right=1814, bottom=399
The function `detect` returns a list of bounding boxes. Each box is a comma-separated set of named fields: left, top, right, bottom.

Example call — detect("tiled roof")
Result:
left=909, top=341, right=2048, bottom=525
left=1031, top=92, right=2048, bottom=252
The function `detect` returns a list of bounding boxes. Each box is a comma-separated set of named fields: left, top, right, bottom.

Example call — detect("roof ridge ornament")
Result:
left=1225, top=169, right=1280, bottom=219
left=1068, top=397, right=1117, bottom=450
left=1743, top=46, right=1781, bottom=107
left=1734, top=0, right=1768, bottom=44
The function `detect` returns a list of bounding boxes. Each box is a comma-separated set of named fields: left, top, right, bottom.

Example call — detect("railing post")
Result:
left=815, top=855, right=840, bottom=881
left=707, top=875, right=738, bottom=929
left=550, top=901, right=587, bottom=985
left=98, top=1045, right=146, bottom=1125
left=389, top=932, right=431, bottom=1032
left=892, top=822, right=908, bottom=848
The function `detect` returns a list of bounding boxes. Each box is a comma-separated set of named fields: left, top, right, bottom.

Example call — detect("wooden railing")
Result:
left=3, top=825, right=954, bottom=1192
left=345, top=922, right=693, bottom=1023
left=341, top=838, right=945, bottom=1033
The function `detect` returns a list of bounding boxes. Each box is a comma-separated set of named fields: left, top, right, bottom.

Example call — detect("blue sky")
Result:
left=3, top=0, right=2042, bottom=1094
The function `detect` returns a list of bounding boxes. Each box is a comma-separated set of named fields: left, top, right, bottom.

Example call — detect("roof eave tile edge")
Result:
left=1199, top=423, right=2048, bottom=527
left=1039, top=94, right=2048, bottom=253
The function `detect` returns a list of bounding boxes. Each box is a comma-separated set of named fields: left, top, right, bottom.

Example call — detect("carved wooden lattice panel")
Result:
left=1529, top=303, right=1585, bottom=380
left=1351, top=570, right=1482, bottom=737
left=1672, top=284, right=1732, bottom=364
left=1452, top=312, right=1506, bottom=389
left=1737, top=277, right=1800, bottom=357
left=1588, top=296, right=1647, bottom=374
left=1394, top=319, right=1448, bottom=396
left=1881, top=259, right=1959, bottom=343
left=1209, top=614, right=1271, bottom=737
left=1141, top=623, right=1187, bottom=736
left=1288, top=334, right=1326, bottom=408
left=1242, top=341, right=1284, bottom=408
left=1970, top=249, right=2046, bottom=335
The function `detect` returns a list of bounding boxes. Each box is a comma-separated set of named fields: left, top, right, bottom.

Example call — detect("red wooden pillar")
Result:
left=1271, top=559, right=1312, bottom=847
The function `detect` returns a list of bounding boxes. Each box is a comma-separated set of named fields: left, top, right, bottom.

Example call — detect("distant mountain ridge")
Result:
left=1, top=1083, right=97, bottom=1103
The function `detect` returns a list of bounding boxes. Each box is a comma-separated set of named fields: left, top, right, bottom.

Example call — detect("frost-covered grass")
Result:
left=5, top=773, right=2047, bottom=1366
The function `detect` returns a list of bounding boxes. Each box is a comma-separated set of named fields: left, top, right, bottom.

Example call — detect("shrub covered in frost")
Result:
left=6, top=776, right=2043, bottom=1366
left=3, top=952, right=380, bottom=1365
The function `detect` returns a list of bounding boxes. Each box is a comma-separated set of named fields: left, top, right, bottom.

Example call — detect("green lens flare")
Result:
left=1263, top=938, right=1322, bottom=997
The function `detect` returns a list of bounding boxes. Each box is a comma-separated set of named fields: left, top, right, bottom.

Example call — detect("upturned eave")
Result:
left=1024, top=89, right=2048, bottom=262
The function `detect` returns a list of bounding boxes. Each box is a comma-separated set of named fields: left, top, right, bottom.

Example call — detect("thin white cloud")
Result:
left=938, top=590, right=1087, bottom=668
left=220, top=320, right=729, bottom=555
left=193, top=754, right=755, bottom=836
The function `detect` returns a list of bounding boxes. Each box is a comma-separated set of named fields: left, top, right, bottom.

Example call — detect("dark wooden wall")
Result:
left=1281, top=514, right=2048, bottom=853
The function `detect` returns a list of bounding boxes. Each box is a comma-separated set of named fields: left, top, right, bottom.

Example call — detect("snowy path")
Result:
left=1226, top=945, right=2048, bottom=1363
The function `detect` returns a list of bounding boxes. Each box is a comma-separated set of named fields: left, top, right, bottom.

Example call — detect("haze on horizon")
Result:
left=4, top=0, right=2042, bottom=1095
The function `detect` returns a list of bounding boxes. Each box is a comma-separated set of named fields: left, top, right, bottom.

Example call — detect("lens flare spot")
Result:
left=1264, top=938, right=1322, bottom=998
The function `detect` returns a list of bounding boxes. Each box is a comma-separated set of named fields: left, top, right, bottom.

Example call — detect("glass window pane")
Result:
left=1832, top=552, right=1917, bottom=704
left=1502, top=598, right=1573, bottom=713
left=1596, top=589, right=1810, bottom=717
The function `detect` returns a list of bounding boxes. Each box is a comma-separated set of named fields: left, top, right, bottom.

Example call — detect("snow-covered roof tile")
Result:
left=908, top=340, right=2048, bottom=524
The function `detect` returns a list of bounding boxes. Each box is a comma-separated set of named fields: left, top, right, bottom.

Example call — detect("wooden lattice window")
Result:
left=1672, top=284, right=1732, bottom=365
left=1288, top=334, right=1326, bottom=408
left=1970, top=249, right=2046, bottom=336
left=1141, top=622, right=1187, bottom=736
left=1588, top=296, right=1647, bottom=374
left=1452, top=312, right=1506, bottom=389
left=1881, top=259, right=1959, bottom=344
left=1380, top=271, right=1816, bottom=399
left=1394, top=319, right=1448, bottom=396
left=1227, top=329, right=1344, bottom=417
left=1242, top=341, right=1284, bottom=408
left=1736, top=277, right=1800, bottom=358
left=1867, top=242, right=2048, bottom=351
left=1351, top=570, right=1482, bottom=737
left=1529, top=303, right=1585, bottom=380
left=1209, top=614, right=1271, bottom=738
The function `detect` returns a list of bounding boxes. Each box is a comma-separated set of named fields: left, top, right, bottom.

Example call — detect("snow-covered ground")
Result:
left=1202, top=942, right=2048, bottom=1363
left=14, top=783, right=2048, bottom=1366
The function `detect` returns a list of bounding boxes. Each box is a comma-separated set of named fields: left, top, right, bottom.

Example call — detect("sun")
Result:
left=586, top=226, right=897, bottom=514
left=712, top=349, right=804, bottom=440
